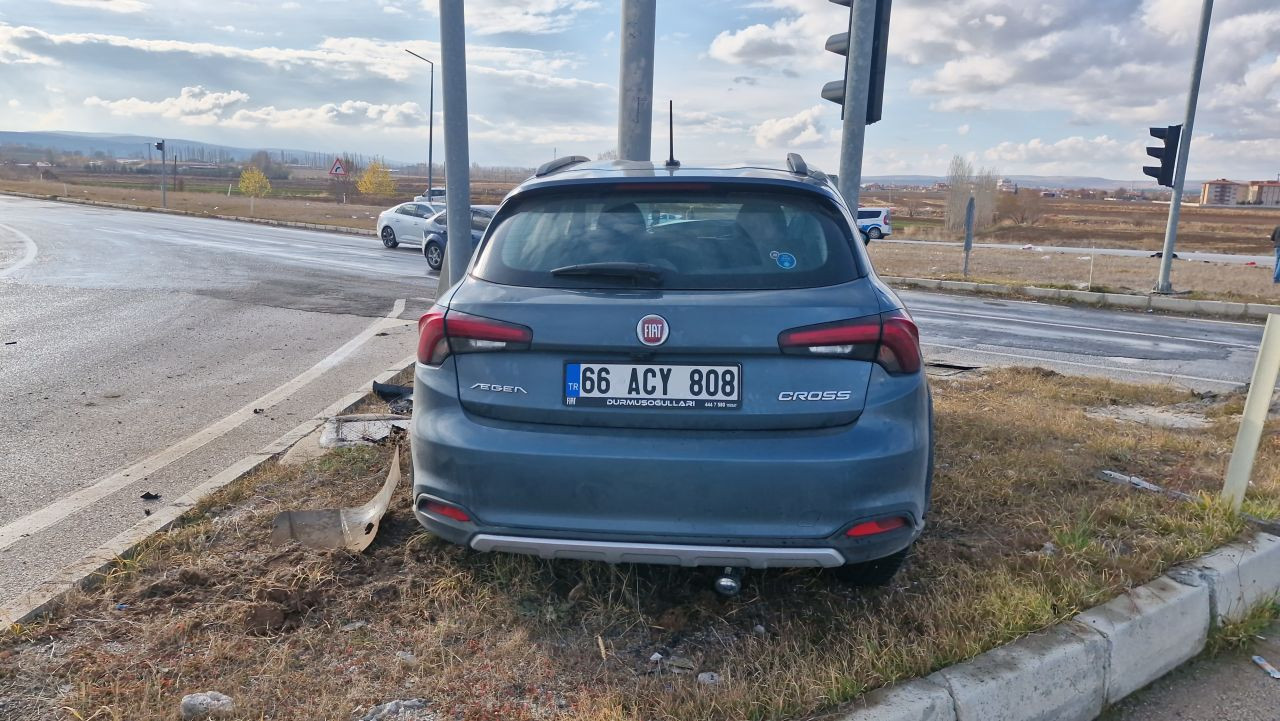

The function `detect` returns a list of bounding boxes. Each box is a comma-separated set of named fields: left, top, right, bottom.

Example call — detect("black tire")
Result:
left=867, top=226, right=883, bottom=240
left=424, top=241, right=443, bottom=271
left=381, top=226, right=399, bottom=248
left=832, top=546, right=910, bottom=587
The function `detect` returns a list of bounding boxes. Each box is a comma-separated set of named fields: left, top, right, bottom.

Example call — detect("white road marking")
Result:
left=0, top=223, right=39, bottom=278
left=915, top=307, right=1258, bottom=349
left=0, top=299, right=411, bottom=552
left=922, top=342, right=1246, bottom=388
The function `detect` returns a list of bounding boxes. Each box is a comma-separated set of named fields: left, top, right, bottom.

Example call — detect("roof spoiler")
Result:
left=786, top=152, right=832, bottom=184
left=535, top=155, right=590, bottom=177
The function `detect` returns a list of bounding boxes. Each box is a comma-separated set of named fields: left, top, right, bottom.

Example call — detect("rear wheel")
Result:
left=424, top=241, right=443, bottom=271
left=831, top=546, right=909, bottom=587
left=381, top=226, right=398, bottom=248
left=867, top=226, right=883, bottom=240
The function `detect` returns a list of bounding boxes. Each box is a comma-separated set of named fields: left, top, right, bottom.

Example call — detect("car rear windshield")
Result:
left=471, top=186, right=861, bottom=290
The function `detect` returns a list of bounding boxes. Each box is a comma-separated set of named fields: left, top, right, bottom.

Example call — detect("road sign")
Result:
left=329, top=158, right=348, bottom=177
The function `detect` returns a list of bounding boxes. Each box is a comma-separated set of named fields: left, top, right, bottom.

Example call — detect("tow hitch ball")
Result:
left=714, top=567, right=744, bottom=597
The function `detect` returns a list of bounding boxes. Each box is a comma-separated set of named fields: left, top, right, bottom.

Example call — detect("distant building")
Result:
left=1200, top=178, right=1247, bottom=205
left=997, top=178, right=1018, bottom=193
left=1246, top=180, right=1280, bottom=207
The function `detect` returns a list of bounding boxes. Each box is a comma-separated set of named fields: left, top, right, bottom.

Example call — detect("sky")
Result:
left=1, top=0, right=1279, bottom=181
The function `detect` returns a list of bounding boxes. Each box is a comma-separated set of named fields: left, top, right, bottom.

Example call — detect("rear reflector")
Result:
left=417, top=307, right=532, bottom=366
left=845, top=516, right=908, bottom=537
left=778, top=310, right=921, bottom=374
left=423, top=500, right=472, bottom=523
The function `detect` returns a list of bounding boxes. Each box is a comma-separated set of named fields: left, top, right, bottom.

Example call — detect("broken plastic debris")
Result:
left=320, top=414, right=410, bottom=448
left=268, top=447, right=402, bottom=552
left=140, top=491, right=161, bottom=501
left=1252, top=655, right=1280, bottom=679
left=373, top=382, right=413, bottom=415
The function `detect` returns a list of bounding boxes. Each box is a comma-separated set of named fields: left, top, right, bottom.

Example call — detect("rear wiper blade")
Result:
left=550, top=262, right=664, bottom=285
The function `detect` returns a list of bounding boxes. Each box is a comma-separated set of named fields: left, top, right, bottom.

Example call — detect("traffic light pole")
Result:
left=438, top=0, right=471, bottom=290
left=617, top=0, right=656, bottom=162
left=1155, top=0, right=1213, bottom=294
left=836, top=0, right=876, bottom=210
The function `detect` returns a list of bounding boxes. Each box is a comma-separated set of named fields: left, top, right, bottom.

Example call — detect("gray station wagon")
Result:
left=410, top=155, right=933, bottom=593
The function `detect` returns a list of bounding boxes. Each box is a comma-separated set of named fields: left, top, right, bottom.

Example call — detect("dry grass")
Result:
left=864, top=192, right=1280, bottom=254
left=869, top=242, right=1279, bottom=304
left=3, top=368, right=1279, bottom=721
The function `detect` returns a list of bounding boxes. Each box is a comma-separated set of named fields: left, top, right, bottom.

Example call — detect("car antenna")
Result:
left=664, top=99, right=680, bottom=169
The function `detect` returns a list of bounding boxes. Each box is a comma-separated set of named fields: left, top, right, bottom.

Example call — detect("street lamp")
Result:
left=404, top=48, right=436, bottom=200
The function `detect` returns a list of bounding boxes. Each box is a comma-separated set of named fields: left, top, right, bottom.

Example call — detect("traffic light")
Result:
left=155, top=140, right=165, bottom=152
left=820, top=0, right=892, bottom=124
left=1142, top=125, right=1181, bottom=188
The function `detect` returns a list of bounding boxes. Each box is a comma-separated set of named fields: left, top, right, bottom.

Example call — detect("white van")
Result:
left=856, top=207, right=892, bottom=239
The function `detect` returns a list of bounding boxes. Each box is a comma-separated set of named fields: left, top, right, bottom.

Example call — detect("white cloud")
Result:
left=280, top=1, right=300, bottom=8
left=48, top=0, right=147, bottom=13
left=84, top=86, right=250, bottom=125
left=707, top=0, right=844, bottom=70
left=419, top=0, right=601, bottom=35
left=7, top=99, right=19, bottom=108
left=752, top=105, right=826, bottom=149
left=957, top=124, right=970, bottom=136
left=225, top=100, right=428, bottom=129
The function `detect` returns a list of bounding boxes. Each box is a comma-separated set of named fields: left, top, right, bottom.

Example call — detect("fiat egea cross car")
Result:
left=410, top=155, right=933, bottom=590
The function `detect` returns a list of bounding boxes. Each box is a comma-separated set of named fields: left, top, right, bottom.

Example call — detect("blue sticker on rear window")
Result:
left=774, top=252, right=796, bottom=269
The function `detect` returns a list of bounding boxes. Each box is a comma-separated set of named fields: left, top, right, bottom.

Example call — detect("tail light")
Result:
left=845, top=516, right=908, bottom=537
left=417, top=307, right=532, bottom=366
left=778, top=310, right=921, bottom=374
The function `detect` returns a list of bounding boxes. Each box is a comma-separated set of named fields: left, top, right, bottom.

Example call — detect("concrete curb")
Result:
left=884, top=276, right=1276, bottom=320
left=841, top=532, right=1280, bottom=721
left=0, top=355, right=416, bottom=628
left=0, top=189, right=375, bottom=236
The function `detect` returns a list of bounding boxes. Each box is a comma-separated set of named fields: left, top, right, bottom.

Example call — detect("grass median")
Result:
left=3, top=367, right=1278, bottom=721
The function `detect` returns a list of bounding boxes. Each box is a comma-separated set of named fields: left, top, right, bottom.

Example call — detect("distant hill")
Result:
left=0, top=131, right=339, bottom=165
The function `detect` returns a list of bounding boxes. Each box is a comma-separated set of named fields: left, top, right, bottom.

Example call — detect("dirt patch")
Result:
left=3, top=368, right=1278, bottom=721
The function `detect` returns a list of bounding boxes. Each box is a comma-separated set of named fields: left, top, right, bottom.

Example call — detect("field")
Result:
left=869, top=243, right=1278, bottom=304
left=3, top=368, right=1277, bottom=721
left=863, top=190, right=1280, bottom=255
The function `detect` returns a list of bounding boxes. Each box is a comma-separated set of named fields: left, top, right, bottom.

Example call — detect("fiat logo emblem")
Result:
left=637, top=314, right=668, bottom=346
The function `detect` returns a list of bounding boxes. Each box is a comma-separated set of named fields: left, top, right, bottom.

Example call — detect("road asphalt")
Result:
left=0, top=195, right=1267, bottom=614
left=1103, top=621, right=1280, bottom=721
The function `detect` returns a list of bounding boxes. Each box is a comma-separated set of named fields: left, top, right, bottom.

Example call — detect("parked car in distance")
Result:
left=415, top=187, right=447, bottom=204
left=856, top=207, right=891, bottom=239
left=421, top=205, right=497, bottom=271
left=410, top=158, right=932, bottom=594
left=377, top=202, right=440, bottom=248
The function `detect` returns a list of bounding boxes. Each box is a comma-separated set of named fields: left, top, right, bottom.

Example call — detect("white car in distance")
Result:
left=377, top=202, right=440, bottom=248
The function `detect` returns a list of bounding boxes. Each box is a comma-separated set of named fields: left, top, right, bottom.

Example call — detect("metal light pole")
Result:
left=438, top=0, right=471, bottom=291
left=1155, top=0, right=1213, bottom=294
left=836, top=0, right=876, bottom=210
left=617, top=0, right=656, bottom=161
left=404, top=49, right=435, bottom=199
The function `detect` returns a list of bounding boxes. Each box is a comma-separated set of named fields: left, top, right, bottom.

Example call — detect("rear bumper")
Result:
left=410, top=362, right=931, bottom=566
left=469, top=534, right=844, bottom=568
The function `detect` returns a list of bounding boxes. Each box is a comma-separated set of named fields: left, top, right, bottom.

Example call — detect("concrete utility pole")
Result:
left=1155, top=0, right=1213, bottom=294
left=438, top=0, right=472, bottom=291
left=617, top=0, right=656, bottom=162
left=836, top=0, right=876, bottom=211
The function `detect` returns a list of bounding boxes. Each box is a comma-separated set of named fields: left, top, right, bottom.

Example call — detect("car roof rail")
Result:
left=535, top=155, right=590, bottom=177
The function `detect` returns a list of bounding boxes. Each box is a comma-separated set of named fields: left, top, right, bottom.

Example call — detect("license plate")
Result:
left=564, top=363, right=741, bottom=409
